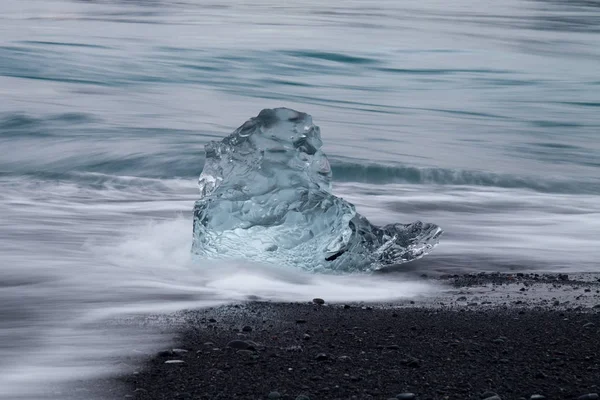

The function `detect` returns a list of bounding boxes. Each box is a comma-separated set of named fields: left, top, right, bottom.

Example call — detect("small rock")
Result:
left=343, top=304, right=351, bottom=309
left=208, top=318, right=217, bottom=322
left=296, top=319, right=307, bottom=324
left=313, top=298, right=325, bottom=305
left=315, top=353, right=328, bottom=361
left=530, top=395, right=546, bottom=400
left=227, top=340, right=251, bottom=350
left=558, top=274, right=569, bottom=281
left=396, top=394, right=416, bottom=400
left=268, top=391, right=281, bottom=399
left=164, top=360, right=185, bottom=364
left=242, top=325, right=253, bottom=332
left=578, top=394, right=599, bottom=400
left=553, top=300, right=560, bottom=306
left=583, top=322, right=595, bottom=328
left=481, top=392, right=500, bottom=400
left=303, top=334, right=311, bottom=340
left=172, top=348, right=188, bottom=354
left=457, top=296, right=467, bottom=301
left=295, top=396, right=310, bottom=400
left=387, top=344, right=400, bottom=350
left=337, top=355, right=352, bottom=362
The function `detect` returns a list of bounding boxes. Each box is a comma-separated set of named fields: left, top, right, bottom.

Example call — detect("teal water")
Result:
left=0, top=1, right=599, bottom=398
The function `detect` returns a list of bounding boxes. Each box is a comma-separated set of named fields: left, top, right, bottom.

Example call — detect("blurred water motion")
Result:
left=0, top=0, right=599, bottom=399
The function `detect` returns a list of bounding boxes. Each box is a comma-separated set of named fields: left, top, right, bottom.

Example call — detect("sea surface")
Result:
left=1, top=0, right=599, bottom=398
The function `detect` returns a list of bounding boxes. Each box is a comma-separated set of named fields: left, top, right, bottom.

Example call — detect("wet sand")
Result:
left=120, top=273, right=600, bottom=400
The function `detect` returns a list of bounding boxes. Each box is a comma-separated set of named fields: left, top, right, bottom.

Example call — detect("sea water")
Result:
left=1, top=0, right=599, bottom=398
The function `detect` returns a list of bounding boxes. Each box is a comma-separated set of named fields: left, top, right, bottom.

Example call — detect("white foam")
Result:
left=0, top=177, right=436, bottom=400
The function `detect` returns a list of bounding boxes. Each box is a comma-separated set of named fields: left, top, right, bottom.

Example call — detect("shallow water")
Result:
left=1, top=0, right=599, bottom=398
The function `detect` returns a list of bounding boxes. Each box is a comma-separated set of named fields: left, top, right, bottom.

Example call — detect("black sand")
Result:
left=122, top=274, right=600, bottom=400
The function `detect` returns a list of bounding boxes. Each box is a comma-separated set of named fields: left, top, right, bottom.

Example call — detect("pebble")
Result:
left=583, top=322, right=595, bottom=328
left=313, top=298, right=325, bottom=305
left=303, top=334, right=311, bottom=340
left=164, top=360, right=185, bottom=364
left=484, top=396, right=502, bottom=400
left=530, top=395, right=546, bottom=400
left=315, top=353, right=328, bottom=361
left=481, top=391, right=499, bottom=399
left=268, top=391, right=281, bottom=399
left=296, top=319, right=307, bottom=324
left=578, top=394, right=599, bottom=400
left=396, top=393, right=416, bottom=400
left=242, top=325, right=253, bottom=332
left=172, top=348, right=188, bottom=354
left=227, top=340, right=251, bottom=350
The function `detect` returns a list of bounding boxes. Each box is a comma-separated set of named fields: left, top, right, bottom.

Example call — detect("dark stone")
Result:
left=313, top=298, right=325, bottom=305
left=583, top=322, right=595, bottom=328
left=396, top=393, right=417, bottom=400
left=296, top=319, right=307, bottom=324
left=315, top=353, right=328, bottom=361
left=227, top=340, right=251, bottom=350
left=208, top=318, right=217, bottom=322
left=242, top=325, right=253, bottom=332
left=558, top=274, right=569, bottom=281
left=387, top=344, right=400, bottom=350
left=530, top=395, right=546, bottom=400
left=480, top=392, right=499, bottom=400
left=578, top=394, right=599, bottom=400
left=268, top=391, right=281, bottom=399
left=303, top=334, right=311, bottom=340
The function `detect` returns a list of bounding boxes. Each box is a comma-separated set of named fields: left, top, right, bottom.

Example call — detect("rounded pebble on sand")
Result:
left=268, top=391, right=281, bottom=399
left=530, top=395, right=546, bottom=400
left=227, top=340, right=250, bottom=349
left=313, top=298, right=325, bottom=305
left=396, top=393, right=416, bottom=400
left=242, top=325, right=253, bottom=332
left=164, top=360, right=185, bottom=364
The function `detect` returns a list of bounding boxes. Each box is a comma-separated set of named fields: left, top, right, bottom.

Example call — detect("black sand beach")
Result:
left=122, top=273, right=600, bottom=400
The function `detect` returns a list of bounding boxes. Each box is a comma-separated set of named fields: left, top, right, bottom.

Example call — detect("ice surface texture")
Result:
left=192, top=108, right=442, bottom=272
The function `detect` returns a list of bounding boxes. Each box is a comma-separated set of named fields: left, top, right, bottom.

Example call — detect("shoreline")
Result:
left=119, top=272, right=600, bottom=400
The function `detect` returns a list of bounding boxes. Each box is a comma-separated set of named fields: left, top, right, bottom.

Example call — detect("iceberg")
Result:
left=192, top=108, right=442, bottom=272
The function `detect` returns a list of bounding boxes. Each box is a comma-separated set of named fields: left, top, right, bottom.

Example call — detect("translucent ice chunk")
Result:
left=192, top=108, right=442, bottom=272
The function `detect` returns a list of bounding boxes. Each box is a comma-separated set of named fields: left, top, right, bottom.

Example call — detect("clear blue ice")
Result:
left=192, top=108, right=442, bottom=272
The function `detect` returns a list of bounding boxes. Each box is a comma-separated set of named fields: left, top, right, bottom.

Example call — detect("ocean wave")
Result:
left=330, top=162, right=600, bottom=194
